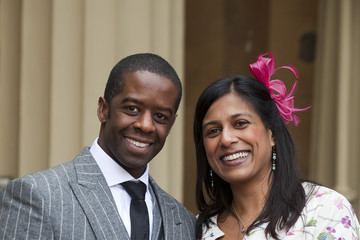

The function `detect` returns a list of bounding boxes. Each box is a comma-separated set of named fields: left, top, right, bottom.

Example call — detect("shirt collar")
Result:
left=202, top=215, right=224, bottom=240
left=90, top=138, right=149, bottom=188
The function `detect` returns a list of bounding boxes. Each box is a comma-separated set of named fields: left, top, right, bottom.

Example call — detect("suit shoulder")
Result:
left=5, top=159, right=76, bottom=197
left=29, top=160, right=75, bottom=184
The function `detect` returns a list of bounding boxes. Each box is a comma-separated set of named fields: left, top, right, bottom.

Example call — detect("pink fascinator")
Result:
left=249, top=53, right=310, bottom=125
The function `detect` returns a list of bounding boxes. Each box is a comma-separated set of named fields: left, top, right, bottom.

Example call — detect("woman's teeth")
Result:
left=222, top=151, right=249, bottom=161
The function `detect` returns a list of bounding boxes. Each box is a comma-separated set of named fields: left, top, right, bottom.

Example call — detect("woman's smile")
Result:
left=221, top=150, right=250, bottom=161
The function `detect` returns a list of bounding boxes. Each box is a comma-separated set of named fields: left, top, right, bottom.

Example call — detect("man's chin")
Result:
left=115, top=157, right=151, bottom=171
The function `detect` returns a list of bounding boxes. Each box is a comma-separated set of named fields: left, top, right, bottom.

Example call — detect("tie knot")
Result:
left=121, top=181, right=146, bottom=200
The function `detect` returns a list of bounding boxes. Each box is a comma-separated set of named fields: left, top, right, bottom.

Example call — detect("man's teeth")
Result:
left=128, top=138, right=149, bottom=148
left=222, top=152, right=249, bottom=161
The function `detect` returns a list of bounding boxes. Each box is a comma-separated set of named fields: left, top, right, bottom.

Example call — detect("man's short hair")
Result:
left=104, top=53, right=182, bottom=111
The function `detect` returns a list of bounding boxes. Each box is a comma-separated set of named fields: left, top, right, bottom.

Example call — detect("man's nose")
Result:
left=134, top=111, right=156, bottom=133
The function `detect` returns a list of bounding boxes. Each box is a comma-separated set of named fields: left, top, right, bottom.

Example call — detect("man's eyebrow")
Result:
left=121, top=97, right=142, bottom=104
left=157, top=107, right=174, bottom=115
left=121, top=96, right=174, bottom=115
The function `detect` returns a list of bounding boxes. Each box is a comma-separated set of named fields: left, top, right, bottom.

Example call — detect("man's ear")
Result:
left=97, top=97, right=109, bottom=123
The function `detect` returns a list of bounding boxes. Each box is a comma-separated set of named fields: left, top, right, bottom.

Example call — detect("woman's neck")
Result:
left=230, top=169, right=273, bottom=218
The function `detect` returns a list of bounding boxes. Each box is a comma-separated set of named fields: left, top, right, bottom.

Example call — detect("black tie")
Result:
left=121, top=181, right=149, bottom=240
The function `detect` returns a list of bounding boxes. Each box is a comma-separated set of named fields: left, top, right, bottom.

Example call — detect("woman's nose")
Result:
left=220, top=129, right=238, bottom=147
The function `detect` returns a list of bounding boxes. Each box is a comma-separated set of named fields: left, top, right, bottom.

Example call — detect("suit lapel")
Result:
left=150, top=177, right=182, bottom=240
left=69, top=148, right=129, bottom=240
left=150, top=184, right=163, bottom=240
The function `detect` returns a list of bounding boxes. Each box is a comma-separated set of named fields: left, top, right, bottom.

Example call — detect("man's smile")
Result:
left=126, top=137, right=152, bottom=148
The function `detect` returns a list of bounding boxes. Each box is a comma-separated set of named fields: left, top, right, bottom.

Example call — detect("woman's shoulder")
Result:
left=200, top=215, right=225, bottom=240
left=299, top=182, right=360, bottom=239
left=302, top=182, right=354, bottom=207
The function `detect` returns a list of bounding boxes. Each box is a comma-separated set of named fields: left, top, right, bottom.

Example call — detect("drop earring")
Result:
left=272, top=147, right=276, bottom=171
left=209, top=169, right=214, bottom=190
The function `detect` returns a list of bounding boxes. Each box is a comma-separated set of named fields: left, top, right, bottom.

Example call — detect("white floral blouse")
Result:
left=201, top=183, right=360, bottom=239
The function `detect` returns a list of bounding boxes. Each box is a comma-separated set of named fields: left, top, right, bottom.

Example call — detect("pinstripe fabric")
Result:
left=0, top=148, right=196, bottom=240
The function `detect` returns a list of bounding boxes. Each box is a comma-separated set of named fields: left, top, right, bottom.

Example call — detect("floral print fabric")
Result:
left=201, top=183, right=360, bottom=239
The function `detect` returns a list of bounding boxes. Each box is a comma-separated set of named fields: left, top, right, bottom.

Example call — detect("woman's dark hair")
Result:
left=194, top=75, right=306, bottom=239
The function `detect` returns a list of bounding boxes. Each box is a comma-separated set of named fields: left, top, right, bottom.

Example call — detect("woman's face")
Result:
left=202, top=92, right=274, bottom=185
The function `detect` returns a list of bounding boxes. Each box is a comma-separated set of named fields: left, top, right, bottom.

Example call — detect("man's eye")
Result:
left=154, top=113, right=169, bottom=123
left=125, top=106, right=139, bottom=115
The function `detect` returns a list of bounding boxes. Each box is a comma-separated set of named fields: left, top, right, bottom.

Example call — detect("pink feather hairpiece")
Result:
left=248, top=53, right=310, bottom=126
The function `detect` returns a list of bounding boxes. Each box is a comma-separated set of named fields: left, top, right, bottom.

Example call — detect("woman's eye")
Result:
left=235, top=120, right=249, bottom=128
left=205, top=128, right=221, bottom=137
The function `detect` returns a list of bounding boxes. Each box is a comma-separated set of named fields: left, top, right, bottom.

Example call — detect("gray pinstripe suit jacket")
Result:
left=0, top=148, right=196, bottom=240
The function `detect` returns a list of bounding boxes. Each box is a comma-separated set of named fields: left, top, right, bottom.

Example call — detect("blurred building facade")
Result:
left=0, top=0, right=185, bottom=200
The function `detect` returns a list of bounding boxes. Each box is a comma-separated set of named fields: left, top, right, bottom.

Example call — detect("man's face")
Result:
left=98, top=71, right=178, bottom=178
